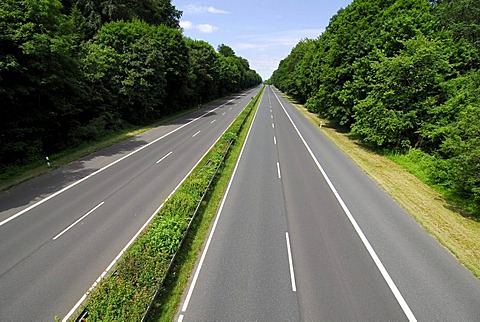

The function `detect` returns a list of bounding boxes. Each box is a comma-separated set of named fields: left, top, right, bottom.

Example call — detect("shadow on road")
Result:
left=0, top=136, right=148, bottom=220
left=0, top=92, right=243, bottom=221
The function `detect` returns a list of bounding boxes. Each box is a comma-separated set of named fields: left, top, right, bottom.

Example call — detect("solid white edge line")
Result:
left=180, top=90, right=262, bottom=315
left=0, top=98, right=237, bottom=229
left=272, top=88, right=417, bottom=322
left=156, top=151, right=173, bottom=164
left=192, top=130, right=201, bottom=138
left=277, top=162, right=281, bottom=179
left=53, top=202, right=104, bottom=240
left=285, top=232, right=297, bottom=292
left=62, top=92, right=257, bottom=322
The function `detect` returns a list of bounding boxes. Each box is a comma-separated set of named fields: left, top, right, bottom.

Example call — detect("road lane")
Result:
left=180, top=86, right=408, bottom=321
left=0, top=87, right=261, bottom=321
left=271, top=86, right=480, bottom=321
left=179, top=86, right=300, bottom=321
left=180, top=85, right=480, bottom=321
left=270, top=87, right=409, bottom=320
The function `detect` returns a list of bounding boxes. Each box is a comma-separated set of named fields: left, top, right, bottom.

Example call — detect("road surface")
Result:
left=178, top=85, right=480, bottom=321
left=0, top=87, right=261, bottom=321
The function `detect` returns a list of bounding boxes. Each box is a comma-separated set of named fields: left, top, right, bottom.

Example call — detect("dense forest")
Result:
left=271, top=0, right=480, bottom=215
left=0, top=0, right=262, bottom=172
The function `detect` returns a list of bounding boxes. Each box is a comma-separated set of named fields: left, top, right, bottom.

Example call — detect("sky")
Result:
left=171, top=0, right=353, bottom=80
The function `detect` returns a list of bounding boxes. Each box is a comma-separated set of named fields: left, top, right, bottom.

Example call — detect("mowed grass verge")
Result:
left=282, top=93, right=480, bottom=279
left=147, top=89, right=264, bottom=321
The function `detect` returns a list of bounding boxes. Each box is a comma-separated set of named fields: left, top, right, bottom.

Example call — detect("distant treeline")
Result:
left=0, top=0, right=262, bottom=170
left=271, top=0, right=479, bottom=214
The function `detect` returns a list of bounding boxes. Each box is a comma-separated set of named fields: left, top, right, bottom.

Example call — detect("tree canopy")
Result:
left=0, top=0, right=261, bottom=172
left=270, top=0, right=480, bottom=214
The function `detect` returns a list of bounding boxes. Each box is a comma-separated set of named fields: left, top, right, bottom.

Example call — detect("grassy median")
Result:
left=282, top=94, right=480, bottom=279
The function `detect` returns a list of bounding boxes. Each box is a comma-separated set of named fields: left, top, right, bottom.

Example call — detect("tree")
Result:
left=0, top=0, right=85, bottom=166
left=270, top=39, right=316, bottom=102
left=185, top=39, right=219, bottom=103
left=217, top=44, right=235, bottom=57
left=352, top=35, right=451, bottom=148
left=0, top=0, right=261, bottom=171
left=434, top=0, right=480, bottom=52
left=430, top=71, right=480, bottom=212
left=82, top=20, right=168, bottom=124
left=74, top=0, right=181, bottom=37
left=270, top=0, right=480, bottom=214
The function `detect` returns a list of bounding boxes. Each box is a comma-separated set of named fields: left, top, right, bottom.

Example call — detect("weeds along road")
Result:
left=178, top=85, right=480, bottom=321
left=0, top=86, right=261, bottom=321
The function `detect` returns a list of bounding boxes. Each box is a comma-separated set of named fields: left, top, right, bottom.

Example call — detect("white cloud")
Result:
left=196, top=24, right=218, bottom=33
left=185, top=4, right=229, bottom=15
left=180, top=20, right=193, bottom=30
left=243, top=54, right=285, bottom=80
left=180, top=20, right=218, bottom=33
left=238, top=28, right=324, bottom=48
left=233, top=29, right=325, bottom=80
left=235, top=43, right=267, bottom=50
left=207, top=6, right=229, bottom=14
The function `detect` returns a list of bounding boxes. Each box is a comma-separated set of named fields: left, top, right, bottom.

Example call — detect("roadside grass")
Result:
left=282, top=94, right=480, bottom=279
left=147, top=89, right=262, bottom=321
left=0, top=101, right=222, bottom=192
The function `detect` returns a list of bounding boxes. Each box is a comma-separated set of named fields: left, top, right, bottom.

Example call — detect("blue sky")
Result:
left=171, top=1, right=353, bottom=80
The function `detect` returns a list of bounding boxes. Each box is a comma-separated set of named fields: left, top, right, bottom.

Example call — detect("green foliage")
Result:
left=270, top=39, right=316, bottom=103
left=270, top=0, right=480, bottom=213
left=435, top=0, right=480, bottom=52
left=352, top=35, right=451, bottom=148
left=185, top=39, right=219, bottom=103
left=437, top=71, right=480, bottom=212
left=217, top=44, right=236, bottom=57
left=0, top=0, right=85, bottom=165
left=82, top=20, right=170, bottom=124
left=72, top=0, right=182, bottom=37
left=0, top=0, right=261, bottom=173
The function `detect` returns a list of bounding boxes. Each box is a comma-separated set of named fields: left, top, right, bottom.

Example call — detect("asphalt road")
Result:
left=178, top=85, right=480, bottom=321
left=0, top=87, right=261, bottom=321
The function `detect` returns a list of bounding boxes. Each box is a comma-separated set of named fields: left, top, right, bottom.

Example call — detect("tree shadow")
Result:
left=0, top=93, right=240, bottom=220
left=0, top=136, right=148, bottom=218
